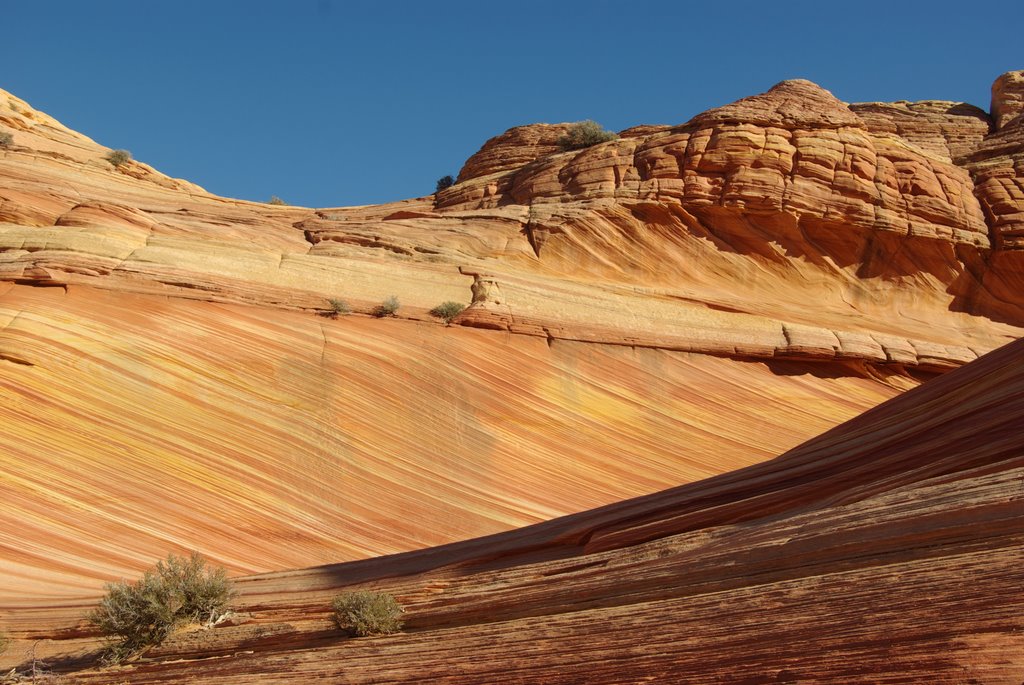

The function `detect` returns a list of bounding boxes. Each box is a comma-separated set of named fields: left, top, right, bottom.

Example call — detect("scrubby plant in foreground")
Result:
left=429, top=301, right=465, bottom=324
left=372, top=295, right=400, bottom=318
left=557, top=120, right=618, bottom=151
left=332, top=591, right=404, bottom=637
left=105, top=149, right=132, bottom=167
left=0, top=630, right=8, bottom=656
left=89, top=552, right=233, bottom=661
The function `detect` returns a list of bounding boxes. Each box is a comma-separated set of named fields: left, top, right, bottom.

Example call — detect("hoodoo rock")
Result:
left=991, top=69, right=1024, bottom=129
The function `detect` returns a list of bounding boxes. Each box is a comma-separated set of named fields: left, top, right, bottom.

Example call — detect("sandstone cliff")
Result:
left=0, top=72, right=1023, bottom=607
left=7, top=326, right=1023, bottom=683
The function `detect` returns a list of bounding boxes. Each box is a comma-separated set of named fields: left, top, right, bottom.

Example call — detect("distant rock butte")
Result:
left=0, top=73, right=1023, bottom=604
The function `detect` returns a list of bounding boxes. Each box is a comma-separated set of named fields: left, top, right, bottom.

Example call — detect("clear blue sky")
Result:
left=3, top=1, right=1021, bottom=207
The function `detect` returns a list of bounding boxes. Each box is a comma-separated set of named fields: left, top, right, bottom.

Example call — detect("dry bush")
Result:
left=332, top=591, right=404, bottom=637
left=105, top=149, right=132, bottom=167
left=557, top=120, right=617, bottom=151
left=326, top=298, right=351, bottom=317
left=435, top=175, right=455, bottom=193
left=89, top=552, right=233, bottom=662
left=372, top=296, right=400, bottom=318
left=428, top=301, right=465, bottom=324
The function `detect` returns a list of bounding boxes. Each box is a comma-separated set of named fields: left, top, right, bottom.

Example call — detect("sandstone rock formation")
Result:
left=8, top=327, right=1023, bottom=684
left=849, top=99, right=990, bottom=161
left=961, top=71, right=1024, bottom=250
left=456, top=123, right=575, bottom=182
left=0, top=70, right=1023, bottom=614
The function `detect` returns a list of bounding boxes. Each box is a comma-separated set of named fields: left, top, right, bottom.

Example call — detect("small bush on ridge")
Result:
left=268, top=196, right=288, bottom=205
left=429, top=301, right=465, bottom=324
left=105, top=149, right=132, bottom=167
left=372, top=296, right=400, bottom=318
left=332, top=591, right=403, bottom=637
left=327, top=298, right=351, bottom=317
left=435, top=175, right=456, bottom=193
left=89, top=552, right=233, bottom=662
left=557, top=120, right=617, bottom=151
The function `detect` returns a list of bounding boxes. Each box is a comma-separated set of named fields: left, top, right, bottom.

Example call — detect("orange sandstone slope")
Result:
left=1, top=73, right=1024, bottom=600
left=35, top=317, right=1024, bottom=684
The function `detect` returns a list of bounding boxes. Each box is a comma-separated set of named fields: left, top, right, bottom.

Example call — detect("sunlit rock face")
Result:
left=0, top=72, right=1023, bottom=604
left=961, top=70, right=1024, bottom=249
left=13, top=320, right=1024, bottom=685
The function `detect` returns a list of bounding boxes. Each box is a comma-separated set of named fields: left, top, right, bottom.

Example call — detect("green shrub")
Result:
left=88, top=552, right=233, bottom=662
left=429, top=301, right=465, bottom=324
left=0, top=131, right=12, bottom=148
left=435, top=175, right=455, bottom=193
left=557, top=120, right=617, bottom=151
left=372, top=296, right=400, bottom=318
left=332, top=591, right=403, bottom=637
left=327, top=297, right=351, bottom=317
left=268, top=196, right=288, bottom=206
left=105, top=149, right=132, bottom=167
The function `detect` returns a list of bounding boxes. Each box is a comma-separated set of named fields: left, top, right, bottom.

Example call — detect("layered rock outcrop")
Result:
left=849, top=99, right=990, bottom=161
left=0, top=283, right=904, bottom=600
left=442, top=80, right=990, bottom=250
left=12, top=327, right=1024, bottom=684
left=456, top=123, right=574, bottom=182
left=991, top=70, right=1024, bottom=129
left=962, top=70, right=1024, bottom=249
left=1, top=71, right=1023, bottom=613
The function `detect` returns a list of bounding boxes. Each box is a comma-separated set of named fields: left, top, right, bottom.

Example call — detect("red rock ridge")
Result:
left=441, top=79, right=989, bottom=250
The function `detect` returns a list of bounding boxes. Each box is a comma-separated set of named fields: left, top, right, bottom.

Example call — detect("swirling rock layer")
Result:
left=0, top=70, right=1023, bottom=618
left=8, top=324, right=1024, bottom=684
left=0, top=282, right=903, bottom=600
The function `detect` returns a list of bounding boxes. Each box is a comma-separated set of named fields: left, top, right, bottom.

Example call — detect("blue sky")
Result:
left=3, top=1, right=1021, bottom=207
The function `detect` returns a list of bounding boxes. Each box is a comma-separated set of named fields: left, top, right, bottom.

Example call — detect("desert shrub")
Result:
left=0, top=132, right=12, bottom=148
left=268, top=196, right=288, bottom=205
left=428, top=301, right=465, bottom=324
left=435, top=175, right=456, bottom=193
left=327, top=297, right=351, bottom=317
left=557, top=120, right=617, bottom=151
left=88, top=552, right=233, bottom=662
left=332, top=591, right=403, bottom=637
left=372, top=295, right=400, bottom=318
left=105, top=149, right=132, bottom=167
left=0, top=630, right=8, bottom=655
